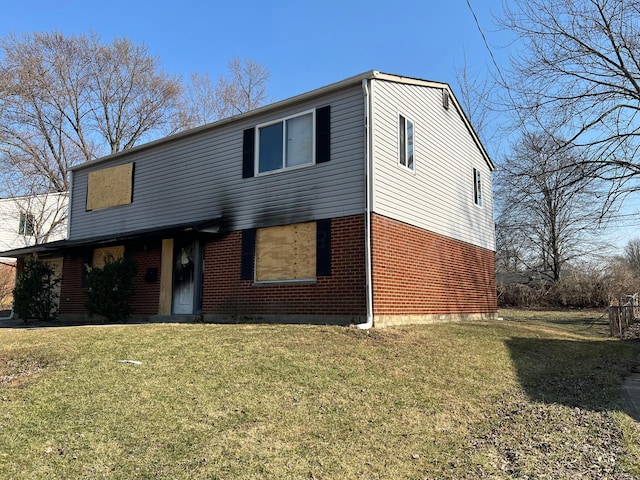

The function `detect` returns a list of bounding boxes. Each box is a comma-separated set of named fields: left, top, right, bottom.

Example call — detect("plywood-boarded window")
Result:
left=92, top=246, right=125, bottom=268
left=255, top=222, right=316, bottom=281
left=86, top=163, right=134, bottom=210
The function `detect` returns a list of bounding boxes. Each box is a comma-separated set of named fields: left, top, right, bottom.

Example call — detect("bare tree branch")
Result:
left=495, top=132, right=609, bottom=280
left=0, top=32, right=184, bottom=242
left=500, top=0, right=640, bottom=196
left=179, top=56, right=270, bottom=129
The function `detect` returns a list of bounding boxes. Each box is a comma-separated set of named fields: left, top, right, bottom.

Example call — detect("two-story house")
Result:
left=3, top=71, right=497, bottom=327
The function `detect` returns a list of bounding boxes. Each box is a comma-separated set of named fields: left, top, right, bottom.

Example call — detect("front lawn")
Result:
left=0, top=310, right=638, bottom=478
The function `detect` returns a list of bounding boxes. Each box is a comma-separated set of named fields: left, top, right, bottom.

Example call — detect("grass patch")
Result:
left=0, top=311, right=639, bottom=478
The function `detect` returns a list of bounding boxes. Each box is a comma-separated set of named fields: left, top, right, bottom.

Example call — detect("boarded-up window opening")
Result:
left=255, top=222, right=316, bottom=281
left=92, top=246, right=125, bottom=268
left=86, top=163, right=134, bottom=210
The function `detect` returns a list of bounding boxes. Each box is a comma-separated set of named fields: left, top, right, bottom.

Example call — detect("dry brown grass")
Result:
left=0, top=311, right=638, bottom=478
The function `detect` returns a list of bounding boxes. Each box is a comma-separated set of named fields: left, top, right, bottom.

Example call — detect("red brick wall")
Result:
left=59, top=253, right=89, bottom=314
left=52, top=213, right=495, bottom=322
left=371, top=214, right=497, bottom=316
left=201, top=215, right=367, bottom=318
left=128, top=242, right=162, bottom=315
left=59, top=242, right=162, bottom=316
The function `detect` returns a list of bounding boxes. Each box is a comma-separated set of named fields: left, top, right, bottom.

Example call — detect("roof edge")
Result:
left=71, top=69, right=493, bottom=172
left=72, top=70, right=380, bottom=172
left=0, top=217, right=222, bottom=258
left=370, top=72, right=493, bottom=170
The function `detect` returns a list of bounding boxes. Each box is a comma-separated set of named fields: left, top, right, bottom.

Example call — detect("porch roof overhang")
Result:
left=0, top=217, right=222, bottom=258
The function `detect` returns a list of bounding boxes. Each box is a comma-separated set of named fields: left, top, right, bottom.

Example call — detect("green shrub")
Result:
left=85, top=255, right=137, bottom=323
left=13, top=256, right=61, bottom=323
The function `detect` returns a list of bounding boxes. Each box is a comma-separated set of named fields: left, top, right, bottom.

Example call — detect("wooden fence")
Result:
left=609, top=294, right=640, bottom=337
left=609, top=305, right=637, bottom=337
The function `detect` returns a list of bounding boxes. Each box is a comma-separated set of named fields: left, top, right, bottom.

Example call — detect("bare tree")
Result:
left=495, top=132, right=608, bottom=281
left=87, top=36, right=182, bottom=154
left=499, top=0, right=640, bottom=197
left=180, top=56, right=270, bottom=128
left=0, top=32, right=183, bottom=245
left=0, top=32, right=271, bottom=246
left=0, top=31, right=183, bottom=197
left=219, top=56, right=270, bottom=116
left=179, top=72, right=219, bottom=130
left=622, top=238, right=640, bottom=276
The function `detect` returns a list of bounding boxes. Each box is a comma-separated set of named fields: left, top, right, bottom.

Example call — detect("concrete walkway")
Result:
left=622, top=373, right=640, bottom=421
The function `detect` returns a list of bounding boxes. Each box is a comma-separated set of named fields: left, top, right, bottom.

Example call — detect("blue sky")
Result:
left=2, top=0, right=638, bottom=247
left=0, top=0, right=509, bottom=102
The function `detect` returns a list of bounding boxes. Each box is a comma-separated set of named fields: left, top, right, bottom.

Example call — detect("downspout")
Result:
left=357, top=78, right=374, bottom=330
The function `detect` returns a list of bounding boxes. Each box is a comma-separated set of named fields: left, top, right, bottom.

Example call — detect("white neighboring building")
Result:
left=0, top=192, right=68, bottom=265
left=0, top=192, right=68, bottom=248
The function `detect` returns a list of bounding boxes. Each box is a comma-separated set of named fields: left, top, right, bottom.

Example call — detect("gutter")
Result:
left=356, top=78, right=374, bottom=330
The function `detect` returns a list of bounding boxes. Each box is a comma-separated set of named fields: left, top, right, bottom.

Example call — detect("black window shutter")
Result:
left=316, top=219, right=332, bottom=276
left=315, top=106, right=331, bottom=164
left=240, top=229, right=256, bottom=280
left=242, top=128, right=255, bottom=178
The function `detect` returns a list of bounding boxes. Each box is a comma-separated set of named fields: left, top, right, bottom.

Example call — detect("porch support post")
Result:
left=159, top=238, right=174, bottom=315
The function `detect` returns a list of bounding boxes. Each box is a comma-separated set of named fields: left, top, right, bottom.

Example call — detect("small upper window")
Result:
left=257, top=111, right=314, bottom=174
left=18, top=212, right=35, bottom=236
left=399, top=114, right=414, bottom=171
left=473, top=168, right=483, bottom=206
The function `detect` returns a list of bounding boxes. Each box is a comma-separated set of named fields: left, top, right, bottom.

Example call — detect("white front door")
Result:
left=172, top=242, right=195, bottom=314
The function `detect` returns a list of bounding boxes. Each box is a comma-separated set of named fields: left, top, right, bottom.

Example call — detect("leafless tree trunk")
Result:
left=87, top=36, right=182, bottom=154
left=0, top=32, right=184, bottom=245
left=0, top=33, right=271, bottom=246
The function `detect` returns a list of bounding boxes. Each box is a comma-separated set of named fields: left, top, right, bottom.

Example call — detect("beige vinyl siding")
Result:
left=370, top=79, right=495, bottom=251
left=69, top=85, right=365, bottom=240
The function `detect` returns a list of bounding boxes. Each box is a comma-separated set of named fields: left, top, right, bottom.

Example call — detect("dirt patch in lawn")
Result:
left=0, top=355, right=50, bottom=388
